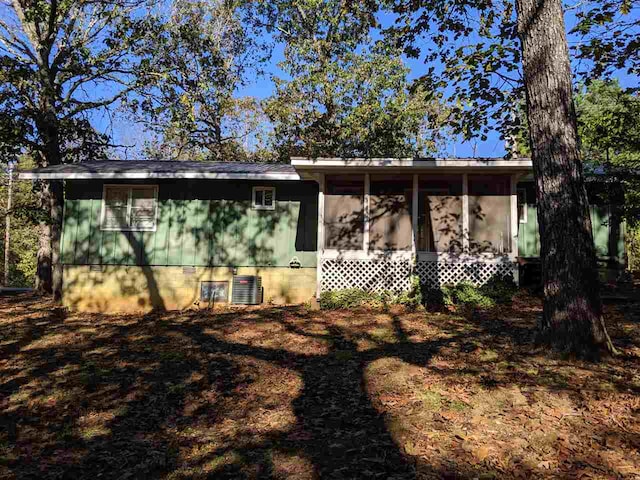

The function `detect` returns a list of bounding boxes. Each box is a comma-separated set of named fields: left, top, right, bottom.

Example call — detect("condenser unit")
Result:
left=231, top=275, right=262, bottom=305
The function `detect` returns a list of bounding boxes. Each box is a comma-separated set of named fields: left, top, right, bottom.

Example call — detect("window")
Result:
left=101, top=185, right=158, bottom=231
left=252, top=186, right=275, bottom=210
left=517, top=188, right=527, bottom=224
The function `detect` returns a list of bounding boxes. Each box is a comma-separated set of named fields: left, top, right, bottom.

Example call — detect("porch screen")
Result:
left=468, top=175, right=511, bottom=254
left=324, top=175, right=364, bottom=250
left=417, top=175, right=463, bottom=253
left=369, top=176, right=413, bottom=251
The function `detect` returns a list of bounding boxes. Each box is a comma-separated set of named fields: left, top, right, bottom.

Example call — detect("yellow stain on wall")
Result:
left=63, top=266, right=317, bottom=313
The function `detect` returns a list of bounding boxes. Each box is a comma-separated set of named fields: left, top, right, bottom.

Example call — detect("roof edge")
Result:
left=18, top=171, right=301, bottom=181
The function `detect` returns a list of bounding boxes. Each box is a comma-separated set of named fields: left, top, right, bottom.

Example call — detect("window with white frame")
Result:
left=252, top=186, right=276, bottom=210
left=101, top=185, right=158, bottom=231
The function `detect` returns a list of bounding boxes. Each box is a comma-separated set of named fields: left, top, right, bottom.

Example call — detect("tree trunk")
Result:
left=515, top=0, right=615, bottom=357
left=36, top=181, right=53, bottom=295
left=50, top=179, right=64, bottom=301
left=35, top=96, right=64, bottom=300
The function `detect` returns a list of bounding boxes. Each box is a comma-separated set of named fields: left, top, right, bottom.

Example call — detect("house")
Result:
left=19, top=158, right=626, bottom=312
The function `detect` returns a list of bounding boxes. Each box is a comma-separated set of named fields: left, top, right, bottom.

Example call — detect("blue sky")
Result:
left=104, top=5, right=638, bottom=160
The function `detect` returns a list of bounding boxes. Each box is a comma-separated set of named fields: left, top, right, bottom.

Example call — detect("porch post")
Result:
left=364, top=173, right=370, bottom=253
left=462, top=173, right=469, bottom=253
left=316, top=173, right=325, bottom=298
left=510, top=174, right=520, bottom=284
left=412, top=174, right=418, bottom=256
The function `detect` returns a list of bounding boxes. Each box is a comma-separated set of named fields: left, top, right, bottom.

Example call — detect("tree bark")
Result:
left=515, top=0, right=615, bottom=357
left=36, top=181, right=53, bottom=295
left=35, top=96, right=64, bottom=300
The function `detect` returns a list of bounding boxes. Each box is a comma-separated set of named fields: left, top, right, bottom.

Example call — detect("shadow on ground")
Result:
left=0, top=292, right=639, bottom=479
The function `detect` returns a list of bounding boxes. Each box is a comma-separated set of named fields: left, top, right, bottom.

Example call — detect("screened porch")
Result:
left=316, top=172, right=519, bottom=292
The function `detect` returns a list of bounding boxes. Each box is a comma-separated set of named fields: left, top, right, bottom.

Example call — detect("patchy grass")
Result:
left=0, top=291, right=639, bottom=479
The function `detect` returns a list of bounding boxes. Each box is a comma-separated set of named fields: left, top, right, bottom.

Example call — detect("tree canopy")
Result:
left=259, top=0, right=450, bottom=159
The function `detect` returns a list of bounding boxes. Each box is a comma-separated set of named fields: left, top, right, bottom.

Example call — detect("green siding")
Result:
left=62, top=180, right=318, bottom=268
left=518, top=204, right=626, bottom=262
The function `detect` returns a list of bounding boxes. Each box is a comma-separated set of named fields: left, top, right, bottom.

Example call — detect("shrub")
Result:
left=319, top=289, right=374, bottom=309
left=480, top=273, right=517, bottom=304
left=319, top=273, right=517, bottom=311
left=442, top=281, right=496, bottom=310
left=396, top=275, right=423, bottom=310
left=320, top=278, right=423, bottom=310
left=439, top=273, right=518, bottom=311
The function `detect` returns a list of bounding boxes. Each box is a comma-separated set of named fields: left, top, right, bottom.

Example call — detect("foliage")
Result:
left=0, top=157, right=39, bottom=287
left=319, top=279, right=423, bottom=310
left=259, top=0, right=450, bottom=159
left=440, top=273, right=517, bottom=311
left=396, top=275, right=423, bottom=311
left=575, top=80, right=640, bottom=166
left=138, top=0, right=270, bottom=161
left=442, top=282, right=496, bottom=310
left=386, top=0, right=524, bottom=144
left=571, top=0, right=640, bottom=78
left=480, top=273, right=518, bottom=304
left=574, top=80, right=640, bottom=268
left=0, top=0, right=162, bottom=164
left=319, top=288, right=375, bottom=310
left=627, top=225, right=640, bottom=272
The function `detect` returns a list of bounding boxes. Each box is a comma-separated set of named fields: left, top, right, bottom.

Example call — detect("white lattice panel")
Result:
left=415, top=261, right=516, bottom=287
left=321, top=259, right=412, bottom=292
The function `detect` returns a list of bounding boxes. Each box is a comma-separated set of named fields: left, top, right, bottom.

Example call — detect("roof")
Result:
left=291, top=157, right=533, bottom=172
left=18, top=157, right=534, bottom=180
left=18, top=160, right=300, bottom=180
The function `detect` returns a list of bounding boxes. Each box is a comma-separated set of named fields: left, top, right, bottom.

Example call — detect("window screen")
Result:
left=369, top=176, right=412, bottom=251
left=417, top=175, right=463, bottom=253
left=324, top=175, right=364, bottom=250
left=468, top=175, right=511, bottom=254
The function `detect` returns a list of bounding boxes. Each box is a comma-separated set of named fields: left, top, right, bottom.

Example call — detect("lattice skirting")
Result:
left=320, top=259, right=412, bottom=292
left=415, top=261, right=517, bottom=287
left=320, top=259, right=517, bottom=292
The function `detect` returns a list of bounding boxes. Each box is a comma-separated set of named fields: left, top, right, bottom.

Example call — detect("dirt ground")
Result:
left=0, top=291, right=639, bottom=479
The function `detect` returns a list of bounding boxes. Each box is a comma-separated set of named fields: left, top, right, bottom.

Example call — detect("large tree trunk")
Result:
left=515, top=0, right=615, bottom=357
left=36, top=181, right=53, bottom=295
left=50, top=179, right=64, bottom=301
left=35, top=96, right=65, bottom=301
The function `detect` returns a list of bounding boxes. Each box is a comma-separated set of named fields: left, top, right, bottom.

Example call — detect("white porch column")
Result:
left=364, top=173, right=370, bottom=253
left=412, top=174, right=418, bottom=256
left=316, top=173, right=325, bottom=298
left=510, top=174, right=520, bottom=284
left=462, top=173, right=469, bottom=253
left=510, top=174, right=518, bottom=258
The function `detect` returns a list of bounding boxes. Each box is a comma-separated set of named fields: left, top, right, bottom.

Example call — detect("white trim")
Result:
left=321, top=249, right=414, bottom=261
left=462, top=173, right=469, bottom=253
left=252, top=186, right=276, bottom=210
left=411, top=174, right=418, bottom=256
left=364, top=173, right=370, bottom=253
left=19, top=171, right=301, bottom=181
left=316, top=174, right=325, bottom=299
left=320, top=249, right=514, bottom=264
left=100, top=184, right=159, bottom=232
left=511, top=175, right=519, bottom=259
left=291, top=157, right=532, bottom=170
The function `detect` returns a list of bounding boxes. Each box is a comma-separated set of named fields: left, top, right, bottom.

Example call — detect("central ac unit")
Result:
left=231, top=275, right=262, bottom=305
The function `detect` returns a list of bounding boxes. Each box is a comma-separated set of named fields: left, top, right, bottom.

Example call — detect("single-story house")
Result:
left=19, top=158, right=626, bottom=312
